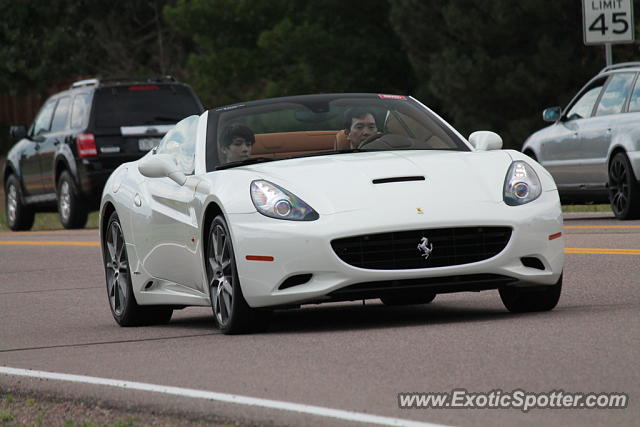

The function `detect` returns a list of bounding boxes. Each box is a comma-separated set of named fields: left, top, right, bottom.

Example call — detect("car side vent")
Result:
left=372, top=176, right=425, bottom=184
left=144, top=281, right=155, bottom=290
left=521, top=257, right=545, bottom=270
left=279, top=274, right=312, bottom=290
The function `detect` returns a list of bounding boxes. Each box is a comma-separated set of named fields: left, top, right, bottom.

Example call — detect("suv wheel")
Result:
left=4, top=175, right=35, bottom=231
left=57, top=170, right=88, bottom=229
left=608, top=152, right=640, bottom=220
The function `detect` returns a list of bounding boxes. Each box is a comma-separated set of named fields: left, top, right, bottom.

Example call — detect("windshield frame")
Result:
left=205, top=93, right=469, bottom=172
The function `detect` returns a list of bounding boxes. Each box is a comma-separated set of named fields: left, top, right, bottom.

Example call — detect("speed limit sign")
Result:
left=583, top=0, right=634, bottom=44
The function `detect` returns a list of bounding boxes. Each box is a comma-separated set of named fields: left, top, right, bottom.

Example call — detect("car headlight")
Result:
left=503, top=161, right=542, bottom=206
left=250, top=180, right=319, bottom=221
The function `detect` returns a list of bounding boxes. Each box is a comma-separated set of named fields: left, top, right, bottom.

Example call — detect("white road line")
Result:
left=0, top=366, right=449, bottom=427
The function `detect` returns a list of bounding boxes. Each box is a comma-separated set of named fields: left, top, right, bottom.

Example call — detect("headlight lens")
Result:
left=503, top=161, right=542, bottom=206
left=250, top=180, right=319, bottom=221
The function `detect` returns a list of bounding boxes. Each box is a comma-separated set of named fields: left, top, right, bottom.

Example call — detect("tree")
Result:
left=0, top=0, right=190, bottom=95
left=164, top=0, right=415, bottom=108
left=389, top=0, right=638, bottom=149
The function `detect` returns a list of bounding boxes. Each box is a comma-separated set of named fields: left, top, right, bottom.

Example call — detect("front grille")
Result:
left=331, top=227, right=512, bottom=270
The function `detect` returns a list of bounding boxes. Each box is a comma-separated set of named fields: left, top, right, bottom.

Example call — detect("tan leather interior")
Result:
left=252, top=130, right=337, bottom=158
left=334, top=129, right=350, bottom=150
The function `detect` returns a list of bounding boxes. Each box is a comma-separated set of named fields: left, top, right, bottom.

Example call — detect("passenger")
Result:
left=344, top=108, right=379, bottom=149
left=220, top=124, right=255, bottom=163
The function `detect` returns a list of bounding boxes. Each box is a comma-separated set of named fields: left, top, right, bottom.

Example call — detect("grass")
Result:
left=561, top=204, right=611, bottom=213
left=0, top=210, right=99, bottom=232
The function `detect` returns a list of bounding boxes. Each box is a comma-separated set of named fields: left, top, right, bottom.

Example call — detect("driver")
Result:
left=220, top=123, right=255, bottom=163
left=344, top=108, right=379, bottom=149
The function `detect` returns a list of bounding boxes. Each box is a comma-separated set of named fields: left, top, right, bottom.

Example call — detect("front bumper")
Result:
left=229, top=190, right=564, bottom=308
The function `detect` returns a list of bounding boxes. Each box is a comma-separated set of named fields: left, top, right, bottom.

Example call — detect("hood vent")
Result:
left=372, top=176, right=425, bottom=184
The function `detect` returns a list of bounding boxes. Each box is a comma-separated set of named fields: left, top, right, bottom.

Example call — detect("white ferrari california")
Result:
left=99, top=93, right=564, bottom=334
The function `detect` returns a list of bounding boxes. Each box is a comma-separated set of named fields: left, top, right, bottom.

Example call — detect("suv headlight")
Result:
left=503, top=161, right=542, bottom=206
left=250, top=180, right=319, bottom=221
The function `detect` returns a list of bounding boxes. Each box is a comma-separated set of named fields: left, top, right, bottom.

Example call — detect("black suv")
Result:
left=3, top=77, right=203, bottom=230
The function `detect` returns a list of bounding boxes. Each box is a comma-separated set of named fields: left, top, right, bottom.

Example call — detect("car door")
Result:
left=132, top=116, right=203, bottom=291
left=541, top=77, right=607, bottom=189
left=19, top=100, right=56, bottom=197
left=39, top=96, right=71, bottom=196
left=581, top=72, right=636, bottom=188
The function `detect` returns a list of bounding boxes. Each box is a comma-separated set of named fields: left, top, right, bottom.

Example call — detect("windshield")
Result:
left=207, top=94, right=468, bottom=170
left=93, top=84, right=202, bottom=128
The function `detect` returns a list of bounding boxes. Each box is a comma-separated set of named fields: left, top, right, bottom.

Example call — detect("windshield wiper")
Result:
left=216, top=157, right=276, bottom=170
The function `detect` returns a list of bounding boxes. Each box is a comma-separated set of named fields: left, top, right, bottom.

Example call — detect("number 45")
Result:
left=589, top=12, right=629, bottom=35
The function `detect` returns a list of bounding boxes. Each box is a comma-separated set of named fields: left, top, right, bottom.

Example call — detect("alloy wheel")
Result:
left=609, top=156, right=630, bottom=216
left=6, top=184, right=17, bottom=225
left=59, top=180, right=71, bottom=221
left=207, top=223, right=234, bottom=327
left=105, top=220, right=129, bottom=316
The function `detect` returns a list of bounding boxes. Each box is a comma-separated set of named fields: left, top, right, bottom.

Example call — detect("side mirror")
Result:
left=542, top=106, right=561, bottom=122
left=9, top=125, right=27, bottom=140
left=468, top=131, right=503, bottom=151
left=138, top=153, right=187, bottom=186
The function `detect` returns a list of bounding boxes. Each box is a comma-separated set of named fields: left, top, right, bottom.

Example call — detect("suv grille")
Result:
left=331, top=227, right=512, bottom=270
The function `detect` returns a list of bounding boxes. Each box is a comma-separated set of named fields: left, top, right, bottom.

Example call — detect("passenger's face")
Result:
left=223, top=137, right=252, bottom=162
left=347, top=113, right=377, bottom=148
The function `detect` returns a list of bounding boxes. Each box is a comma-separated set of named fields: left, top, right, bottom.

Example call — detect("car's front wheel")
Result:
left=206, top=215, right=271, bottom=334
left=499, top=275, right=562, bottom=313
left=103, top=211, right=173, bottom=326
left=4, top=175, right=35, bottom=231
left=57, top=170, right=88, bottom=229
left=608, top=152, right=640, bottom=220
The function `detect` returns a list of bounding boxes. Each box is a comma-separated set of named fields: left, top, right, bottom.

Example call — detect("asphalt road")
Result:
left=1, top=212, right=638, bottom=427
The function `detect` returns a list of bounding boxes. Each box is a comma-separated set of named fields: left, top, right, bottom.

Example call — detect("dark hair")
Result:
left=221, top=123, right=255, bottom=147
left=344, top=108, right=376, bottom=131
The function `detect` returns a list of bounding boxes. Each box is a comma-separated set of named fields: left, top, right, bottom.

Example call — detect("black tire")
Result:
left=524, top=151, right=537, bottom=162
left=103, top=211, right=173, bottom=326
left=57, top=170, right=88, bottom=229
left=206, top=215, right=271, bottom=334
left=380, top=292, right=436, bottom=306
left=4, top=174, right=35, bottom=231
left=608, top=152, right=640, bottom=220
left=499, top=275, right=562, bottom=313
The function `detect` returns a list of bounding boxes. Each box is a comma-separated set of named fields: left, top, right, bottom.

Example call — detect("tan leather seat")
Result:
left=334, top=129, right=350, bottom=150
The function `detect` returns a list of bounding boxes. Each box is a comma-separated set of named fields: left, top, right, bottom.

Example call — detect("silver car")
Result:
left=522, top=62, right=640, bottom=220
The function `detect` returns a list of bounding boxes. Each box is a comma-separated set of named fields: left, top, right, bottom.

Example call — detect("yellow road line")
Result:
left=564, top=225, right=640, bottom=229
left=0, top=229, right=99, bottom=235
left=0, top=241, right=99, bottom=247
left=565, top=247, right=640, bottom=255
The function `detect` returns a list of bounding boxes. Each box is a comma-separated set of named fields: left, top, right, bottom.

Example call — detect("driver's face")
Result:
left=347, top=113, right=377, bottom=148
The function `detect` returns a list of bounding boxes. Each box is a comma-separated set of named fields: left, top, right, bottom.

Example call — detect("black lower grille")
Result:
left=328, top=274, right=516, bottom=301
left=331, top=226, right=512, bottom=270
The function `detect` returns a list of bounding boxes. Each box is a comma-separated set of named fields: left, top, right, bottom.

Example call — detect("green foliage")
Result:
left=0, top=0, right=191, bottom=94
left=390, top=0, right=639, bottom=148
left=164, top=0, right=415, bottom=108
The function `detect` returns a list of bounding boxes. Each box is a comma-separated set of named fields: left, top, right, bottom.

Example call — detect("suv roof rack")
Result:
left=70, top=76, right=178, bottom=89
left=600, top=62, right=640, bottom=73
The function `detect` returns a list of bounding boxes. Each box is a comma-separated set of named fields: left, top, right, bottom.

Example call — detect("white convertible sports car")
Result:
left=99, top=93, right=564, bottom=334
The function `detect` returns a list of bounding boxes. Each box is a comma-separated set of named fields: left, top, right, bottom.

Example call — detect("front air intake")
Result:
left=331, top=227, right=512, bottom=270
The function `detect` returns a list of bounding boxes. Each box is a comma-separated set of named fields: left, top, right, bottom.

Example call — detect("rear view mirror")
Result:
left=138, top=153, right=187, bottom=186
left=9, top=125, right=27, bottom=140
left=468, top=131, right=503, bottom=151
left=542, top=107, right=561, bottom=122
